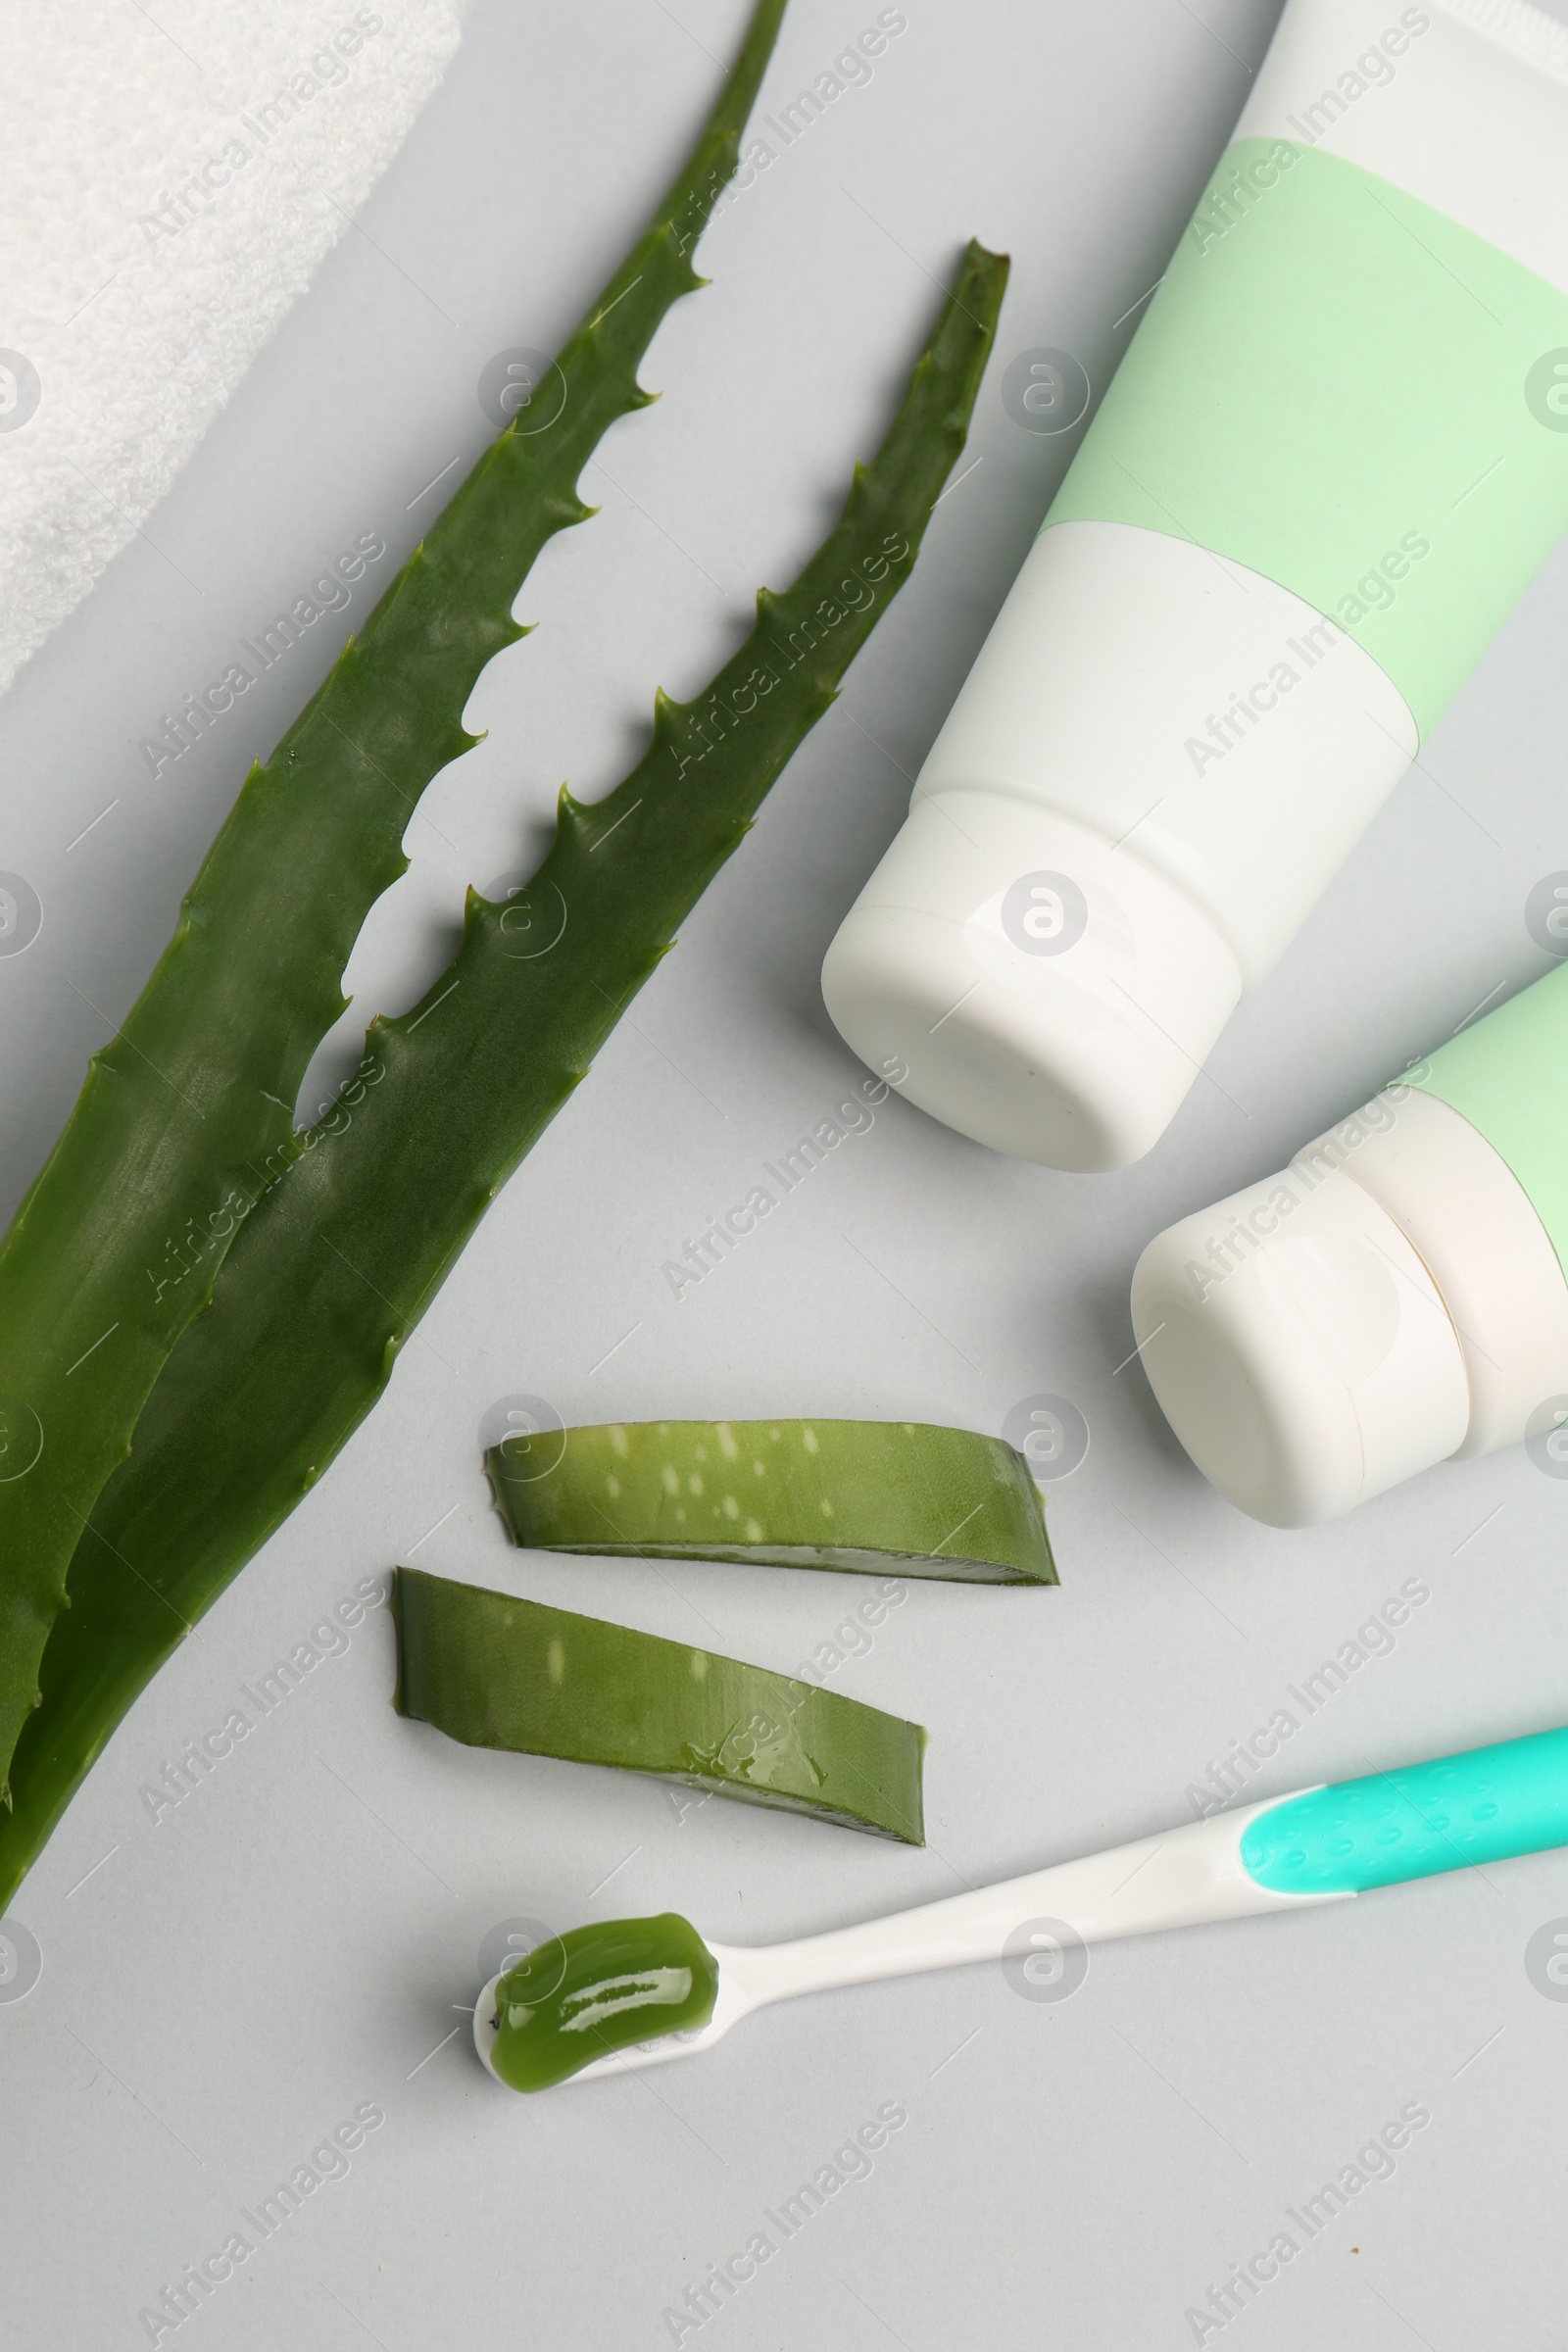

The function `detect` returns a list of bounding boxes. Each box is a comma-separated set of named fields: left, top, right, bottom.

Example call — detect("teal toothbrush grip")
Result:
left=1241, top=1726, right=1568, bottom=1895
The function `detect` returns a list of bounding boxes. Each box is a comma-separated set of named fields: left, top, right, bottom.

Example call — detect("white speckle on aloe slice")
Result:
left=694, top=1443, right=708, bottom=1463
left=722, top=1494, right=740, bottom=1521
left=687, top=1473, right=704, bottom=1496
left=547, top=1638, right=566, bottom=1686
left=716, top=1424, right=739, bottom=1460
left=606, top=1474, right=620, bottom=1498
left=819, top=1497, right=834, bottom=1519
left=801, top=1428, right=819, bottom=1455
left=609, top=1426, right=630, bottom=1457
left=689, top=1652, right=710, bottom=1682
left=745, top=1517, right=763, bottom=1542
left=662, top=1464, right=680, bottom=1497
left=752, top=1459, right=765, bottom=1478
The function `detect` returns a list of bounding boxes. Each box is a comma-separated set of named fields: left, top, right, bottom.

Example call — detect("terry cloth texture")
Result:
left=0, top=0, right=467, bottom=697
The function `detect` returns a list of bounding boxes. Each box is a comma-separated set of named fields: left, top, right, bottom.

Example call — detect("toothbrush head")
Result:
left=471, top=1914, right=745, bottom=2091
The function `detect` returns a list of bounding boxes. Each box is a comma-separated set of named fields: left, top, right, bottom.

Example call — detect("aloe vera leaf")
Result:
left=392, top=1567, right=926, bottom=1841
left=488, top=1418, right=1057, bottom=1584
left=0, top=0, right=789, bottom=1798
left=0, top=240, right=1008, bottom=1911
left=484, top=1916, right=719, bottom=2092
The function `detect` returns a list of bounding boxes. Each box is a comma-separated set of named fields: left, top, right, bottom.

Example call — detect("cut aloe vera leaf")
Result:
left=483, top=1914, right=718, bottom=2091
left=0, top=0, right=789, bottom=1799
left=392, top=1567, right=926, bottom=1842
left=0, top=241, right=1004, bottom=1914
left=487, top=1418, right=1057, bottom=1585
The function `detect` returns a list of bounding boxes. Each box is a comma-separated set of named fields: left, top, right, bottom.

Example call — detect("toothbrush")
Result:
left=474, top=1725, right=1568, bottom=2089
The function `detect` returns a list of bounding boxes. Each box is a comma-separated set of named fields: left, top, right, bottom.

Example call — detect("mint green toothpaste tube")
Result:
left=824, top=0, right=1568, bottom=1170
left=1133, top=963, right=1568, bottom=1525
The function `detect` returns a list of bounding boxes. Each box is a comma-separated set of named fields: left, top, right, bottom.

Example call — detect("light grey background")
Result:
left=5, top=1, right=1568, bottom=2344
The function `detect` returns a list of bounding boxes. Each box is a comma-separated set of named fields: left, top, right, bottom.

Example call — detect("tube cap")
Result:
left=1130, top=1162, right=1471, bottom=1527
left=822, top=793, right=1242, bottom=1171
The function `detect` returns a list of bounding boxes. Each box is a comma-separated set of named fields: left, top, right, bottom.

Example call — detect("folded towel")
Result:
left=0, top=0, right=467, bottom=698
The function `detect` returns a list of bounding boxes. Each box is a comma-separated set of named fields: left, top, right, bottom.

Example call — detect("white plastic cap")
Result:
left=1130, top=1160, right=1472, bottom=1528
left=821, top=793, right=1242, bottom=1172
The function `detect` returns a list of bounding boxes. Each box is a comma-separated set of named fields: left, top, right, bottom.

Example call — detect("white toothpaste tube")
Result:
left=823, top=0, right=1568, bottom=1169
left=1132, top=963, right=1568, bottom=1526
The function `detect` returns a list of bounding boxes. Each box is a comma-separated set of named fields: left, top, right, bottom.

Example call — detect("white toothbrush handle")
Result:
left=732, top=1794, right=1347, bottom=2008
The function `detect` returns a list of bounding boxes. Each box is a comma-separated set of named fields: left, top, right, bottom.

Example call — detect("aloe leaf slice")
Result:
left=487, top=1418, right=1057, bottom=1584
left=0, top=0, right=788, bottom=1798
left=392, top=1566, right=926, bottom=1841
left=0, top=240, right=1007, bottom=1913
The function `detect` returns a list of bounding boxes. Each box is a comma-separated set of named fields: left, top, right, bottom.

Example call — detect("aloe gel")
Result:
left=484, top=1915, right=718, bottom=2091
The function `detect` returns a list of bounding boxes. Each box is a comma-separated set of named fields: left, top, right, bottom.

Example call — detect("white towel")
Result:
left=0, top=0, right=467, bottom=697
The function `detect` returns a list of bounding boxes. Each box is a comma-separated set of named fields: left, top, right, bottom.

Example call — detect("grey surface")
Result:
left=4, top=1, right=1568, bottom=2344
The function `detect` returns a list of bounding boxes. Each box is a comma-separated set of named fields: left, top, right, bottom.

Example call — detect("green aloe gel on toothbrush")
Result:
left=484, top=1916, right=718, bottom=2090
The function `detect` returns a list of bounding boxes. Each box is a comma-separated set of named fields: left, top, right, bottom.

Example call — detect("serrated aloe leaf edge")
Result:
left=0, top=0, right=788, bottom=1800
left=0, top=236, right=1008, bottom=1912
